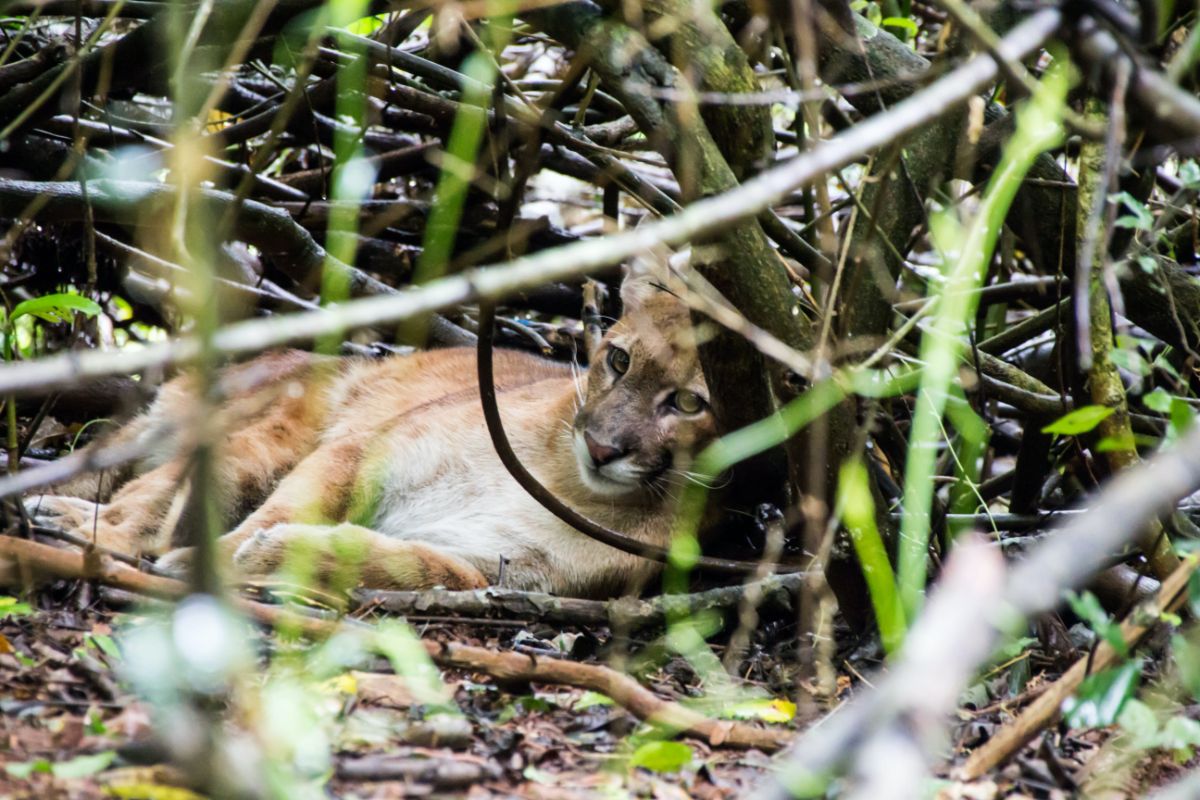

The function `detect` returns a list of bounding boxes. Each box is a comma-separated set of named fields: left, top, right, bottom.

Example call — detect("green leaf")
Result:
left=575, top=691, right=615, bottom=710
left=1067, top=590, right=1128, bottom=658
left=1110, top=346, right=1150, bottom=377
left=50, top=751, right=115, bottom=779
left=1187, top=573, right=1200, bottom=622
left=1181, top=161, right=1200, bottom=189
left=519, top=696, right=553, bottom=714
left=1111, top=191, right=1154, bottom=231
left=1117, top=699, right=1159, bottom=748
left=1041, top=405, right=1115, bottom=436
left=1170, top=398, right=1196, bottom=438
left=991, top=635, right=1037, bottom=665
left=958, top=681, right=990, bottom=709
left=1062, top=661, right=1141, bottom=728
left=85, top=708, right=108, bottom=736
left=0, top=596, right=32, bottom=618
left=5, top=758, right=52, bottom=778
left=629, top=741, right=694, bottom=773
left=719, top=698, right=797, bottom=723
left=1143, top=387, right=1174, bottom=413
left=1159, top=716, right=1200, bottom=751
left=837, top=458, right=905, bottom=653
left=86, top=633, right=121, bottom=660
left=881, top=16, right=918, bottom=34
left=10, top=293, right=101, bottom=326
left=5, top=752, right=115, bottom=780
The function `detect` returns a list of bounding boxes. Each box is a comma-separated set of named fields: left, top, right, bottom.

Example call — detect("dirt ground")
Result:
left=0, top=576, right=1188, bottom=799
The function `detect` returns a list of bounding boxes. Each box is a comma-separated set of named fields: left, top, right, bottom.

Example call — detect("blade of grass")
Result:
left=319, top=0, right=372, bottom=351
left=896, top=59, right=1069, bottom=620
left=404, top=1, right=516, bottom=343
left=837, top=457, right=904, bottom=654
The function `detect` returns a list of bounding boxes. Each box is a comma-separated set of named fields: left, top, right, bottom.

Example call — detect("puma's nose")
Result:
left=584, top=432, right=626, bottom=466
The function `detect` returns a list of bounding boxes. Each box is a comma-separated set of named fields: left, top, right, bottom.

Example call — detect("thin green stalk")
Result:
left=318, top=0, right=372, bottom=351
left=896, top=61, right=1068, bottom=620
left=5, top=326, right=14, bottom=476
left=404, top=3, right=516, bottom=344
left=837, top=458, right=903, bottom=653
left=411, top=53, right=492, bottom=284
left=945, top=389, right=991, bottom=541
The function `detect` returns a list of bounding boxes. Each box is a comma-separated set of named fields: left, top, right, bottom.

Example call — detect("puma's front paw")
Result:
left=23, top=494, right=98, bottom=530
left=232, top=529, right=285, bottom=576
left=156, top=546, right=195, bottom=578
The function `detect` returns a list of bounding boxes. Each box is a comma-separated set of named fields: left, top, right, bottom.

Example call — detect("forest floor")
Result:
left=1, top=577, right=1190, bottom=799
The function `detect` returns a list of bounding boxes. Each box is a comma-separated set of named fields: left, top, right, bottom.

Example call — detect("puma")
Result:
left=24, top=263, right=718, bottom=598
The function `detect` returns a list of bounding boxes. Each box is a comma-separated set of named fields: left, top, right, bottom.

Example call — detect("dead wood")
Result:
left=0, top=12, right=1061, bottom=403
left=353, top=571, right=807, bottom=628
left=335, top=755, right=499, bottom=786
left=957, top=552, right=1200, bottom=780
left=759, top=420, right=1200, bottom=797
left=0, top=535, right=793, bottom=752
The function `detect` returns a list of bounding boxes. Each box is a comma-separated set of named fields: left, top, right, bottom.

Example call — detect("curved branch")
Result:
left=475, top=301, right=788, bottom=575
left=0, top=179, right=475, bottom=346
left=0, top=15, right=1060, bottom=400
left=0, top=535, right=791, bottom=752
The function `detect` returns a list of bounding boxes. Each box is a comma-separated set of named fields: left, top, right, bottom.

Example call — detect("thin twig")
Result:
left=0, top=9, right=1062, bottom=399
left=0, top=534, right=791, bottom=752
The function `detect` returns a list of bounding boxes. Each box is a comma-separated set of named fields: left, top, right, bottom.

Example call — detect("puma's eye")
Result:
left=672, top=390, right=705, bottom=414
left=607, top=346, right=630, bottom=375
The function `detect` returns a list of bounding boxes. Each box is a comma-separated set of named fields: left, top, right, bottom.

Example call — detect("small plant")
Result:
left=1, top=292, right=101, bottom=471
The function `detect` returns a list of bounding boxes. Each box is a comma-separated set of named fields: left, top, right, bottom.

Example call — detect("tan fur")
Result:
left=26, top=265, right=717, bottom=598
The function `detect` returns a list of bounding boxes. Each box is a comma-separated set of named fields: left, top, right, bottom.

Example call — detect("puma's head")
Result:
left=572, top=257, right=718, bottom=499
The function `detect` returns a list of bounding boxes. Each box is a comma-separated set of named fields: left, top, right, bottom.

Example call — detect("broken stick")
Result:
left=0, top=535, right=791, bottom=752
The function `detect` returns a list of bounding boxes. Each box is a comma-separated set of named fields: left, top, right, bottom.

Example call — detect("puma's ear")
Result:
left=620, top=248, right=687, bottom=311
left=619, top=258, right=661, bottom=312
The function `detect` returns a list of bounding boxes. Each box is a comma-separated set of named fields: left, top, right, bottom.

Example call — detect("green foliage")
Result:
left=574, top=691, right=615, bottom=710
left=1112, top=191, right=1155, bottom=232
left=1173, top=633, right=1200, bottom=701
left=836, top=458, right=905, bottom=653
left=1041, top=405, right=1115, bottom=436
left=1066, top=590, right=1129, bottom=658
left=10, top=293, right=101, bottom=325
left=1062, top=661, right=1141, bottom=728
left=373, top=620, right=457, bottom=713
left=1180, top=160, right=1200, bottom=189
left=881, top=15, right=918, bottom=36
left=1, top=291, right=101, bottom=362
left=497, top=695, right=555, bottom=723
left=628, top=740, right=694, bottom=773
left=945, top=390, right=990, bottom=539
left=718, top=697, right=797, bottom=723
left=989, top=635, right=1038, bottom=667
left=1117, top=699, right=1200, bottom=760
left=1144, top=387, right=1174, bottom=413
left=0, top=595, right=32, bottom=619
left=5, top=750, right=115, bottom=780
left=898, top=60, right=1068, bottom=622
left=1140, top=388, right=1197, bottom=444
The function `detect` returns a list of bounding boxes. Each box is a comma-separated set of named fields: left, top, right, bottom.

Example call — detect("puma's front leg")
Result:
left=25, top=458, right=189, bottom=557
left=157, top=440, right=366, bottom=576
left=232, top=523, right=488, bottom=591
